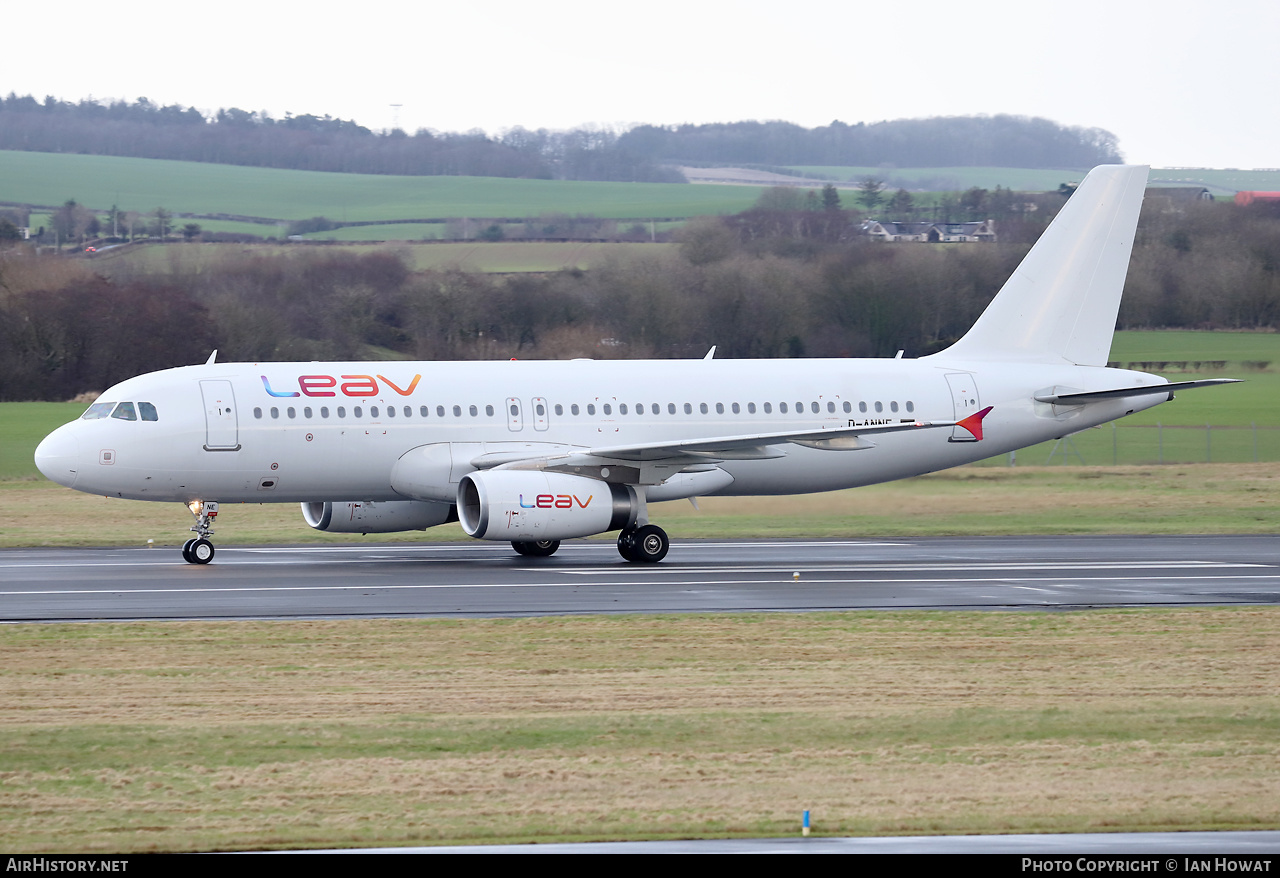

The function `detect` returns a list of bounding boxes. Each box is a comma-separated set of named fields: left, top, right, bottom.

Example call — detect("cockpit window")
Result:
left=82, top=402, right=115, bottom=420
left=139, top=402, right=158, bottom=421
left=110, top=402, right=137, bottom=421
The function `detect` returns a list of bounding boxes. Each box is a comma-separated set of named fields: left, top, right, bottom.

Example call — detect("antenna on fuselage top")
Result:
left=204, top=350, right=218, bottom=365
left=703, top=346, right=716, bottom=360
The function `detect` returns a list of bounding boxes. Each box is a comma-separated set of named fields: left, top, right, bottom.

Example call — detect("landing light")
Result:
left=187, top=500, right=203, bottom=516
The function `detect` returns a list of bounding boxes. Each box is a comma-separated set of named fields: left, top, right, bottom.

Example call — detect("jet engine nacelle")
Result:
left=457, top=471, right=639, bottom=541
left=302, top=500, right=456, bottom=534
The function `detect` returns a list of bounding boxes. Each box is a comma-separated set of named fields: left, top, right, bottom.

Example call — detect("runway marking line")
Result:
left=3, top=572, right=1278, bottom=598
left=0, top=559, right=1267, bottom=572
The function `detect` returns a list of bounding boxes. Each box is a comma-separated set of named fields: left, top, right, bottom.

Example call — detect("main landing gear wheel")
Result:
left=617, top=524, right=669, bottom=564
left=186, top=538, right=215, bottom=565
left=512, top=539, right=560, bottom=557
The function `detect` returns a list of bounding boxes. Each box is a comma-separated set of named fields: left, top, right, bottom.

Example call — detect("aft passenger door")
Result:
left=945, top=373, right=981, bottom=442
left=200, top=379, right=240, bottom=451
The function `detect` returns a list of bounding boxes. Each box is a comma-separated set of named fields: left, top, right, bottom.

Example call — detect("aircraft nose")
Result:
left=34, top=426, right=80, bottom=489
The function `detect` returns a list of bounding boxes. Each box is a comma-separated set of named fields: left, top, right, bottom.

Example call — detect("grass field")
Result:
left=0, top=150, right=764, bottom=223
left=291, top=220, right=686, bottom=243
left=2, top=609, right=1277, bottom=850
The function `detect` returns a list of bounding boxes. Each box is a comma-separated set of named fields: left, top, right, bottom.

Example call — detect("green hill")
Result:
left=0, top=150, right=765, bottom=223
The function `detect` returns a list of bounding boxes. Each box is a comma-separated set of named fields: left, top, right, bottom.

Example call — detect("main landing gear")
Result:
left=182, top=500, right=219, bottom=565
left=508, top=524, right=670, bottom=563
left=617, top=524, right=669, bottom=563
left=511, top=539, right=560, bottom=557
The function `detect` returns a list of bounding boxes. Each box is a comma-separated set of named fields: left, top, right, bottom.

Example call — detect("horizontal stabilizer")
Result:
left=1035, top=379, right=1242, bottom=405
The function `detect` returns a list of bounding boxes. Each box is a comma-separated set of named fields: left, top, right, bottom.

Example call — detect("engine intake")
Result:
left=457, top=471, right=638, bottom=541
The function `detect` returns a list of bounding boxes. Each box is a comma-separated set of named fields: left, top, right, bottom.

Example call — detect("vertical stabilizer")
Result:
left=937, top=164, right=1148, bottom=366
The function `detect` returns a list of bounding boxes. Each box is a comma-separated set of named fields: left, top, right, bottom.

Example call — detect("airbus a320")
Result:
left=34, top=165, right=1236, bottom=564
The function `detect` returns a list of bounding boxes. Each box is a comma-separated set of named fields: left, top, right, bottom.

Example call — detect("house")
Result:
left=1147, top=186, right=1214, bottom=203
left=861, top=219, right=996, bottom=243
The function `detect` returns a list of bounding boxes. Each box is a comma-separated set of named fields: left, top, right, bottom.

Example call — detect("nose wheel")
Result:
left=182, top=500, right=219, bottom=564
left=181, top=538, right=215, bottom=564
left=617, top=524, right=669, bottom=563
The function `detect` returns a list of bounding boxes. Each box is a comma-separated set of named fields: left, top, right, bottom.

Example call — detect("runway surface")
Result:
left=4, top=535, right=1279, bottom=622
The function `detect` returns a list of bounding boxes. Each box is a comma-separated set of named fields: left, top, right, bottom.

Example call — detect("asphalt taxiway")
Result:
left=4, top=535, right=1278, bottom=622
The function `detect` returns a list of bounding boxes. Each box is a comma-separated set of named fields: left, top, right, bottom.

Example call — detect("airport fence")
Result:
left=972, top=423, right=1280, bottom=467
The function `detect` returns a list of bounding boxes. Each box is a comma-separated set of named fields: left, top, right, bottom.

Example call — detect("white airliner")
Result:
left=34, top=165, right=1235, bottom=564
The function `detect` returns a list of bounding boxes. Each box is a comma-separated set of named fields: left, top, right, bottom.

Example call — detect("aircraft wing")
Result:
left=472, top=408, right=993, bottom=485
left=585, top=417, right=964, bottom=461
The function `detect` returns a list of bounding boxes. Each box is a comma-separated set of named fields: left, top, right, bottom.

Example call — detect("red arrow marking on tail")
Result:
left=957, top=406, right=994, bottom=441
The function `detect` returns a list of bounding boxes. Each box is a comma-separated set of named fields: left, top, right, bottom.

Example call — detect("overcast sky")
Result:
left=6, top=0, right=1276, bottom=169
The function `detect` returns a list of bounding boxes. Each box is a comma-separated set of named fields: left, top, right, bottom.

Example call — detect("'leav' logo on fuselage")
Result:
left=261, top=374, right=422, bottom=398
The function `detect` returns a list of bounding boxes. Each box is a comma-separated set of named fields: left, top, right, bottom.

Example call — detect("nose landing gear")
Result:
left=182, top=500, right=219, bottom=564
